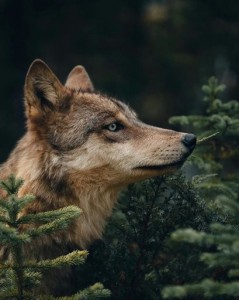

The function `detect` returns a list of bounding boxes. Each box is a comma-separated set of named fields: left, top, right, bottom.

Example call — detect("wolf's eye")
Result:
left=106, top=122, right=124, bottom=132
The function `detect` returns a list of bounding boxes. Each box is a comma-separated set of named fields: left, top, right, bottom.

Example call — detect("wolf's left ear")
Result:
left=65, top=65, right=94, bottom=92
left=24, top=59, right=66, bottom=118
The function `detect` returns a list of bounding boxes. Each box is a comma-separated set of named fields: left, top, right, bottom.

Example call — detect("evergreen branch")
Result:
left=26, top=211, right=81, bottom=238
left=34, top=250, right=88, bottom=270
left=0, top=195, right=35, bottom=217
left=172, top=228, right=239, bottom=247
left=0, top=289, right=19, bottom=299
left=215, top=99, right=239, bottom=112
left=38, top=283, right=111, bottom=300
left=0, top=223, right=30, bottom=245
left=12, top=195, right=36, bottom=213
left=162, top=279, right=239, bottom=298
left=203, top=183, right=237, bottom=200
left=210, top=223, right=238, bottom=234
left=215, top=197, right=239, bottom=215
left=22, top=270, right=42, bottom=290
left=188, top=156, right=219, bottom=173
left=0, top=277, right=14, bottom=293
left=171, top=228, right=206, bottom=244
left=0, top=290, right=34, bottom=300
left=18, top=206, right=82, bottom=225
left=72, top=283, right=111, bottom=299
left=192, top=174, right=218, bottom=185
left=201, top=251, right=239, bottom=268
left=171, top=228, right=239, bottom=246
left=0, top=215, right=9, bottom=223
left=0, top=175, right=24, bottom=195
left=228, top=269, right=239, bottom=278
left=197, top=132, right=220, bottom=144
left=0, top=199, right=10, bottom=211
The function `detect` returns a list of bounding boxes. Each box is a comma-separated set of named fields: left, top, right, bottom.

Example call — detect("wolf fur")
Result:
left=0, top=60, right=196, bottom=295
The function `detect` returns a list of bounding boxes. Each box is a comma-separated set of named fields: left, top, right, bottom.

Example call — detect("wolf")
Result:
left=0, top=60, right=196, bottom=295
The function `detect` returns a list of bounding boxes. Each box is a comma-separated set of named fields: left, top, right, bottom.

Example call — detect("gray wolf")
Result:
left=0, top=60, right=196, bottom=294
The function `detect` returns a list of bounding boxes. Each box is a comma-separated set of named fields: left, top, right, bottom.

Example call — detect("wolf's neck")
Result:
left=67, top=171, right=121, bottom=248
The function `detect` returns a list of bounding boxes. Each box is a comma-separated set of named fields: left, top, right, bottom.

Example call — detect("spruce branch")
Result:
left=34, top=250, right=88, bottom=270
left=0, top=223, right=30, bottom=245
left=197, top=132, right=220, bottom=144
left=0, top=175, right=24, bottom=195
left=162, top=279, right=239, bottom=299
left=38, top=283, right=111, bottom=300
left=228, top=269, right=239, bottom=278
left=26, top=207, right=81, bottom=238
left=18, top=206, right=82, bottom=225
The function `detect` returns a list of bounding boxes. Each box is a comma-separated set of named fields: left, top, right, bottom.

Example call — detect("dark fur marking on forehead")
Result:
left=108, top=97, right=125, bottom=110
left=78, top=91, right=137, bottom=120
left=70, top=89, right=137, bottom=116
left=106, top=97, right=138, bottom=120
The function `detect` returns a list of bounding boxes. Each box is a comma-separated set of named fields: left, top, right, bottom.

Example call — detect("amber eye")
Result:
left=105, top=122, right=124, bottom=132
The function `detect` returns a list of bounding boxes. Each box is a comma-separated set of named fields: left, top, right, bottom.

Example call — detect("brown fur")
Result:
left=0, top=60, right=196, bottom=295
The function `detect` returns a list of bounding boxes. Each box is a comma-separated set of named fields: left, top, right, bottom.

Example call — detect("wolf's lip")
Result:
left=134, top=160, right=184, bottom=171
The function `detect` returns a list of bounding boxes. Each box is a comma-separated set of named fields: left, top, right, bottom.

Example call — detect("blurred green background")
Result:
left=1, top=0, right=239, bottom=162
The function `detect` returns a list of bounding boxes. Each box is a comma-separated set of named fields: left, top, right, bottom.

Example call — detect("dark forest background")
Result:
left=1, top=0, right=239, bottom=161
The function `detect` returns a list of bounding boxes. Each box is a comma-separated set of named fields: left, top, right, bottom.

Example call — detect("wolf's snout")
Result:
left=182, top=133, right=196, bottom=152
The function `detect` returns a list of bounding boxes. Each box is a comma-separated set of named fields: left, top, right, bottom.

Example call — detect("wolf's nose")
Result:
left=182, top=134, right=196, bottom=152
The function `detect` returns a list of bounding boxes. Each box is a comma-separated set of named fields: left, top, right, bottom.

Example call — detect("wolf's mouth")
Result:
left=134, top=160, right=184, bottom=171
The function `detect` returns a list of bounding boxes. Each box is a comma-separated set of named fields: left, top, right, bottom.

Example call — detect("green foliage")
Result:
left=76, top=174, right=216, bottom=299
left=170, top=77, right=239, bottom=171
left=161, top=77, right=239, bottom=298
left=162, top=198, right=239, bottom=299
left=162, top=279, right=239, bottom=299
left=171, top=77, right=239, bottom=207
left=39, top=283, right=111, bottom=300
left=0, top=175, right=110, bottom=299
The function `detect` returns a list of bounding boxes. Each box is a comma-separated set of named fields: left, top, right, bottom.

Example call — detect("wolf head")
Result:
left=24, top=60, right=196, bottom=186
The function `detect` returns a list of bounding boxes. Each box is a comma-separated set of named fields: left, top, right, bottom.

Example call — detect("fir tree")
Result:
left=0, top=175, right=110, bottom=299
left=169, top=77, right=239, bottom=203
left=162, top=77, right=239, bottom=299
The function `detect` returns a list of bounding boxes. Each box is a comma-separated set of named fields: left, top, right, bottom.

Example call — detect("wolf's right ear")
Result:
left=24, top=59, right=66, bottom=118
left=65, top=65, right=94, bottom=92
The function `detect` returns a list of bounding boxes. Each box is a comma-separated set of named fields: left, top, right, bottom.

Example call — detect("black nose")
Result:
left=182, top=134, right=196, bottom=152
